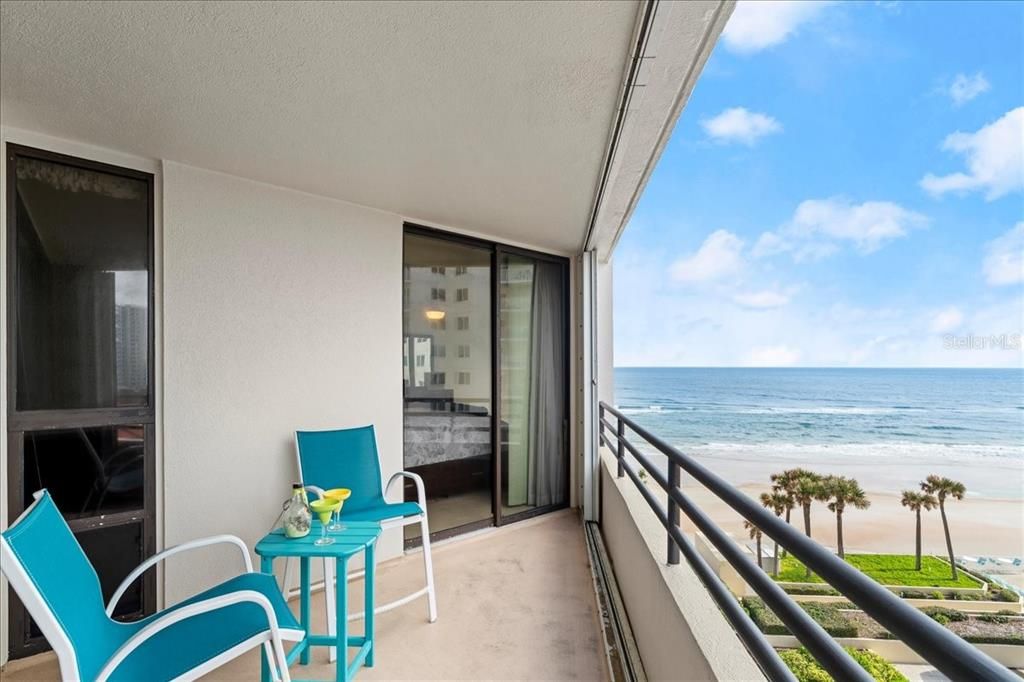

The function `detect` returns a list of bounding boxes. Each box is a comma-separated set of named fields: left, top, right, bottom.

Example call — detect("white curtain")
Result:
left=526, top=261, right=566, bottom=507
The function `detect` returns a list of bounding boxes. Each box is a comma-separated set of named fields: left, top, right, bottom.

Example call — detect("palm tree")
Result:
left=789, top=473, right=824, bottom=538
left=901, top=490, right=937, bottom=570
left=761, top=491, right=790, bottom=577
left=744, top=520, right=763, bottom=569
left=822, top=476, right=870, bottom=559
left=921, top=475, right=966, bottom=580
left=789, top=472, right=826, bottom=578
left=770, top=468, right=815, bottom=525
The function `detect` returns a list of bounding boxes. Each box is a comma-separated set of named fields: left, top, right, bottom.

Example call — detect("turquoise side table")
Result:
left=255, top=520, right=381, bottom=682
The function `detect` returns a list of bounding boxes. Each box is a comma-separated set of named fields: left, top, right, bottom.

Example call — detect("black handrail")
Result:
left=599, top=401, right=1016, bottom=682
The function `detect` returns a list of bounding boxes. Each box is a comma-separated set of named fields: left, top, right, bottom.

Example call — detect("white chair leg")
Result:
left=324, top=557, right=337, bottom=663
left=419, top=513, right=438, bottom=623
left=263, top=641, right=282, bottom=682
left=269, top=629, right=292, bottom=682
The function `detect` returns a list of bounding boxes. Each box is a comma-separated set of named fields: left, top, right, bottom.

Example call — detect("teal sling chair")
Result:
left=290, top=425, right=437, bottom=663
left=1, top=490, right=304, bottom=681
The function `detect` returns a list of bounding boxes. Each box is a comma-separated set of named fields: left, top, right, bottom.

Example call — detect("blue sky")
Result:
left=614, top=0, right=1023, bottom=368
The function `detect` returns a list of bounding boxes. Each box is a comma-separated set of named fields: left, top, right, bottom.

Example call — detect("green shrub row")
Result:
left=918, top=606, right=968, bottom=625
left=977, top=612, right=1012, bottom=624
left=783, top=585, right=841, bottom=596
left=777, top=649, right=831, bottom=682
left=778, top=646, right=908, bottom=682
left=961, top=634, right=1024, bottom=645
left=845, top=648, right=911, bottom=682
left=989, top=588, right=1021, bottom=603
left=743, top=597, right=858, bottom=638
left=899, top=589, right=947, bottom=600
left=896, top=586, right=1019, bottom=602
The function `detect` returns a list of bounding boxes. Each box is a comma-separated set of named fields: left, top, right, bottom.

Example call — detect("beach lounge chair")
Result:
left=1, top=491, right=302, bottom=681
left=290, top=425, right=437, bottom=663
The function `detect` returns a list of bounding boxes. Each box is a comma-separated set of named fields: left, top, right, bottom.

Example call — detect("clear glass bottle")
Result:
left=283, top=483, right=311, bottom=538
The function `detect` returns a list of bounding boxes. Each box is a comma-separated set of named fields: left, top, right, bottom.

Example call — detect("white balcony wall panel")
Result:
left=599, top=453, right=765, bottom=681
left=161, top=161, right=403, bottom=604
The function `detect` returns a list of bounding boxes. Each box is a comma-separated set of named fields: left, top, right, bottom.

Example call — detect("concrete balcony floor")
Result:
left=2, top=510, right=608, bottom=681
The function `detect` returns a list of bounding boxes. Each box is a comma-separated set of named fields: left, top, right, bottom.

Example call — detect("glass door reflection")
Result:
left=403, top=232, right=494, bottom=542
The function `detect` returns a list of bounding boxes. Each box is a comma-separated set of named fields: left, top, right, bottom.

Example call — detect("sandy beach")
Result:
left=678, top=482, right=1024, bottom=559
left=652, top=449, right=1024, bottom=559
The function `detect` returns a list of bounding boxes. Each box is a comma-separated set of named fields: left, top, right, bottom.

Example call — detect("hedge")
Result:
left=743, top=597, right=858, bottom=638
left=778, top=646, right=908, bottom=682
left=977, top=613, right=1012, bottom=624
left=777, top=649, right=831, bottom=682
left=783, top=585, right=841, bottom=596
left=918, top=606, right=968, bottom=625
left=990, top=587, right=1021, bottom=603
left=962, top=634, right=1024, bottom=645
left=845, top=648, right=911, bottom=682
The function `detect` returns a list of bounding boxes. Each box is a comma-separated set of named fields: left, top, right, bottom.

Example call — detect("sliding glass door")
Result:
left=402, top=227, right=568, bottom=544
left=403, top=232, right=494, bottom=541
left=498, top=251, right=568, bottom=519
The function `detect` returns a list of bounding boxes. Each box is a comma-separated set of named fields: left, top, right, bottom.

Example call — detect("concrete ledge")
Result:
left=694, top=531, right=756, bottom=597
left=598, top=451, right=765, bottom=681
left=765, top=634, right=1024, bottom=668
left=786, top=592, right=1024, bottom=614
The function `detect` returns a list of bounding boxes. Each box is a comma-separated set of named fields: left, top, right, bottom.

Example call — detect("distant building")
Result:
left=115, top=304, right=147, bottom=398
left=403, top=262, right=492, bottom=413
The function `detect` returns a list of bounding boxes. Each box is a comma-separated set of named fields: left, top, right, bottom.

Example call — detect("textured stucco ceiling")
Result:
left=1, top=0, right=647, bottom=253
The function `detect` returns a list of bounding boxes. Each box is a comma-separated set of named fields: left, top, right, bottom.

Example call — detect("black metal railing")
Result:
left=599, top=401, right=1015, bottom=682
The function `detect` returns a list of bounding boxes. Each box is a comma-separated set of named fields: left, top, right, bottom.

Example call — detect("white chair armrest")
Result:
left=96, top=589, right=282, bottom=682
left=386, top=471, right=426, bottom=507
left=106, top=535, right=252, bottom=616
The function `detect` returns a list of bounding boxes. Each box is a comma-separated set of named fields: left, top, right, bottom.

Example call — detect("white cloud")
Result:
left=701, top=108, right=782, bottom=145
left=615, top=245, right=1023, bottom=368
left=669, top=230, right=745, bottom=283
left=744, top=345, right=802, bottom=367
left=920, top=107, right=1024, bottom=200
left=754, top=198, right=927, bottom=261
left=946, top=72, right=990, bottom=106
left=722, top=1, right=832, bottom=54
left=983, top=223, right=1024, bottom=286
left=930, top=306, right=964, bottom=333
left=733, top=290, right=791, bottom=309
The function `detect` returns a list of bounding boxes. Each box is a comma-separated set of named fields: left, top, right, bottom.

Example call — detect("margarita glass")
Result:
left=322, top=488, right=351, bottom=531
left=310, top=498, right=341, bottom=546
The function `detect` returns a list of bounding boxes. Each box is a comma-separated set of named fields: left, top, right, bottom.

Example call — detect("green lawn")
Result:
left=775, top=554, right=984, bottom=589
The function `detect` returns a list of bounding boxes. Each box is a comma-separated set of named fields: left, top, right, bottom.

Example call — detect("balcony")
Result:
left=2, top=511, right=610, bottom=682
left=1, top=2, right=1020, bottom=681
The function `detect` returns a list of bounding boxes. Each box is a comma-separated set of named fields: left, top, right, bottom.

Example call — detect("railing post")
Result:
left=667, top=460, right=680, bottom=565
left=616, top=419, right=625, bottom=478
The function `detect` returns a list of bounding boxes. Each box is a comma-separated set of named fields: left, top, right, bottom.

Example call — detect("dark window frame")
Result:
left=5, top=143, right=157, bottom=659
left=403, top=223, right=571, bottom=546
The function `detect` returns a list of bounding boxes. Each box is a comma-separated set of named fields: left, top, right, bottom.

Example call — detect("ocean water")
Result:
left=614, top=368, right=1024, bottom=499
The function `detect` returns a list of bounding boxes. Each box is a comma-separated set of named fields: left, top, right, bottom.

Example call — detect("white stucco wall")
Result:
left=0, top=130, right=582, bottom=659
left=160, top=162, right=404, bottom=604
